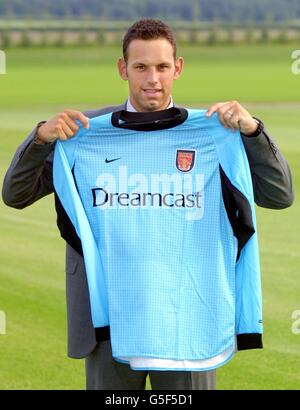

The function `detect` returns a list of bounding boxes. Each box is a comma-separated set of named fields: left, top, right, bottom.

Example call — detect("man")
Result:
left=2, top=19, right=294, bottom=390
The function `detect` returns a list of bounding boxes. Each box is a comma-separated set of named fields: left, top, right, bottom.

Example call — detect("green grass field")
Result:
left=0, top=45, right=299, bottom=390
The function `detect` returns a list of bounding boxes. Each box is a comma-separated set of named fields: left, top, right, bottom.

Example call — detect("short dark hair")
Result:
left=123, top=19, right=177, bottom=62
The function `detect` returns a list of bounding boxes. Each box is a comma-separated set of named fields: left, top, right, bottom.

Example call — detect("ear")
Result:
left=174, top=57, right=184, bottom=80
left=118, top=58, right=128, bottom=80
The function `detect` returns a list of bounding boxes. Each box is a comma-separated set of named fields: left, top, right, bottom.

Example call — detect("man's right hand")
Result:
left=35, top=109, right=89, bottom=144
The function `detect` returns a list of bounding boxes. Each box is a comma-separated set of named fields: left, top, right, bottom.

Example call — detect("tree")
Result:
left=0, top=0, right=299, bottom=22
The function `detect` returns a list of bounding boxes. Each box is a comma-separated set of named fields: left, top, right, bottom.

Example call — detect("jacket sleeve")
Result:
left=2, top=106, right=121, bottom=209
left=2, top=126, right=55, bottom=209
left=241, top=128, right=294, bottom=209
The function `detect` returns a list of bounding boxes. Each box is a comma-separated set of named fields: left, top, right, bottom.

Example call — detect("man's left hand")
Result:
left=205, top=101, right=258, bottom=136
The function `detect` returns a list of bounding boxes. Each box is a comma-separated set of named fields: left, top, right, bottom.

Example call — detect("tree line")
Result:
left=0, top=0, right=300, bottom=23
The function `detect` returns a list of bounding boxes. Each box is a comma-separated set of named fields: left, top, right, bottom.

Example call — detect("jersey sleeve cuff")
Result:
left=237, top=333, right=263, bottom=350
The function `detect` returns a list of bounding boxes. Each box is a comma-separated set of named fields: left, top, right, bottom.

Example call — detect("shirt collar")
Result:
left=126, top=97, right=174, bottom=112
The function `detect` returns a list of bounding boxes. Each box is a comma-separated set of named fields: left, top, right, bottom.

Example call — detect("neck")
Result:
left=127, top=97, right=173, bottom=113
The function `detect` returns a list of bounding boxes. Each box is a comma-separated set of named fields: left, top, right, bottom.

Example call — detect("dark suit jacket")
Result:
left=2, top=103, right=294, bottom=358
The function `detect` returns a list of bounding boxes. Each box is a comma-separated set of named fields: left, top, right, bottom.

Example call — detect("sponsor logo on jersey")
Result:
left=91, top=165, right=204, bottom=220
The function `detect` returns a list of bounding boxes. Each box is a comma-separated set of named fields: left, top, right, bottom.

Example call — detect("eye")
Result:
left=158, top=64, right=170, bottom=71
left=136, top=65, right=145, bottom=71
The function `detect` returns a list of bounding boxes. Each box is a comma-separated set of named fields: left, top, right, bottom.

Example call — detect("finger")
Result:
left=222, top=110, right=235, bottom=128
left=54, top=122, right=68, bottom=141
left=217, top=107, right=233, bottom=128
left=218, top=110, right=231, bottom=128
left=218, top=103, right=237, bottom=128
left=65, top=120, right=80, bottom=134
left=55, top=117, right=77, bottom=138
left=59, top=113, right=80, bottom=133
left=218, top=101, right=235, bottom=116
left=65, top=110, right=89, bottom=129
left=56, top=128, right=68, bottom=141
left=205, top=102, right=226, bottom=117
left=61, top=122, right=77, bottom=138
left=227, top=113, right=241, bottom=131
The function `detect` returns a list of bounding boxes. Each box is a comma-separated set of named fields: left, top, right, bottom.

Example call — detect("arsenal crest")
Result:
left=176, top=149, right=196, bottom=172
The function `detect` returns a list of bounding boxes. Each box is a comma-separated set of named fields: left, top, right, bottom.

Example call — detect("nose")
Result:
left=146, top=67, right=159, bottom=84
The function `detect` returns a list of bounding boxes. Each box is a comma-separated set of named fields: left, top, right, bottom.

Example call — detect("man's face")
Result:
left=118, top=38, right=184, bottom=112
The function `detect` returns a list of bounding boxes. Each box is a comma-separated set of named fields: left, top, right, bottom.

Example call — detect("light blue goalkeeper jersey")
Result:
left=53, top=108, right=263, bottom=370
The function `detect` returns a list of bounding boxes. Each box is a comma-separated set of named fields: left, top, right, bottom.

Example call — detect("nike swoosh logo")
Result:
left=105, top=157, right=121, bottom=163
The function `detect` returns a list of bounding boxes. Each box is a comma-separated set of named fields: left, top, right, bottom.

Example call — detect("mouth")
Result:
left=143, top=89, right=162, bottom=96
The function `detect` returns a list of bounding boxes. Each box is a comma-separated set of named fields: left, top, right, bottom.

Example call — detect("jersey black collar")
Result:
left=111, top=107, right=188, bottom=132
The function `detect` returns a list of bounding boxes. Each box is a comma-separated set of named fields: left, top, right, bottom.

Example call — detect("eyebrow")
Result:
left=132, top=61, right=172, bottom=66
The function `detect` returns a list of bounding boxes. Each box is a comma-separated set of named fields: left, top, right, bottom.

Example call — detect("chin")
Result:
left=144, top=101, right=165, bottom=112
